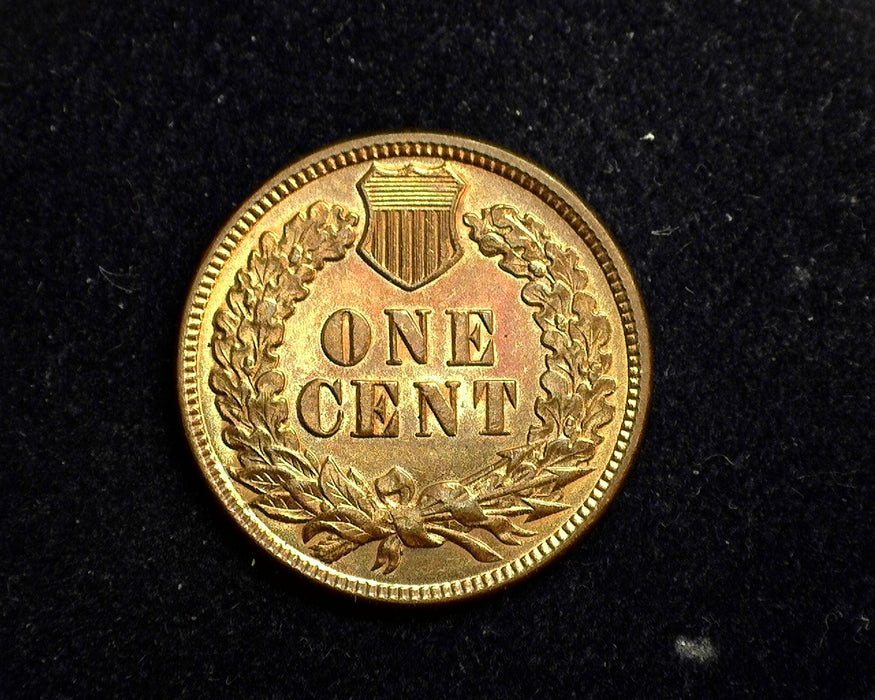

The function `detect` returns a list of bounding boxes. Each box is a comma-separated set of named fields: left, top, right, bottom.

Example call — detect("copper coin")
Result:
left=178, top=133, right=652, bottom=602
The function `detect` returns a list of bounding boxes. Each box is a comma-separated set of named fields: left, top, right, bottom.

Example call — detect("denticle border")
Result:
left=179, top=140, right=645, bottom=603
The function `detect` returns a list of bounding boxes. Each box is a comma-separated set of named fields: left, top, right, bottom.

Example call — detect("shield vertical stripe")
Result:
left=373, top=210, right=383, bottom=268
left=425, top=211, right=436, bottom=275
left=401, top=210, right=411, bottom=282
left=411, top=210, right=422, bottom=284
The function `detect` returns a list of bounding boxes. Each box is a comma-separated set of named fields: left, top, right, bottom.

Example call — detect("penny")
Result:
left=178, top=133, right=652, bottom=602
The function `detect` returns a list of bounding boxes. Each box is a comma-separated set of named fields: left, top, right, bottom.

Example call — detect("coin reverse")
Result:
left=178, top=133, right=651, bottom=602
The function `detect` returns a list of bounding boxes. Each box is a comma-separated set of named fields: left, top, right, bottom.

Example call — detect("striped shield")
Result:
left=357, top=163, right=465, bottom=290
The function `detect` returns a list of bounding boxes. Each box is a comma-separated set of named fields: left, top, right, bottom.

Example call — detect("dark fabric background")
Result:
left=2, top=1, right=872, bottom=697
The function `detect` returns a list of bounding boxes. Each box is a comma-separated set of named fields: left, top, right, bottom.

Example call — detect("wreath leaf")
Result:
left=318, top=457, right=377, bottom=516
left=253, top=491, right=314, bottom=523
left=429, top=525, right=502, bottom=563
left=235, top=465, right=296, bottom=495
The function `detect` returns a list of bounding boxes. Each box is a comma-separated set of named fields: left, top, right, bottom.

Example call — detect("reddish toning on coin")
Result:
left=178, top=133, right=651, bottom=602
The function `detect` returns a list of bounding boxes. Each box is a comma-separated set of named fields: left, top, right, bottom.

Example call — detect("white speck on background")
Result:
left=675, top=636, right=717, bottom=663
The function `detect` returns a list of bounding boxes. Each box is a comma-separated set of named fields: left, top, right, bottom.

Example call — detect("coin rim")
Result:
left=177, top=132, right=653, bottom=603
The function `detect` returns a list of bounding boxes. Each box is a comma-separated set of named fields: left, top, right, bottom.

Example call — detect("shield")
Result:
left=357, top=163, right=465, bottom=290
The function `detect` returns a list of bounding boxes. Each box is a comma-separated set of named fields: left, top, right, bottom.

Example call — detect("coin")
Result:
left=178, top=133, right=651, bottom=602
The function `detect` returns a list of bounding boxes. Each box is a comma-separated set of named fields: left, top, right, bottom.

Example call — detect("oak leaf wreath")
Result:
left=209, top=201, right=616, bottom=574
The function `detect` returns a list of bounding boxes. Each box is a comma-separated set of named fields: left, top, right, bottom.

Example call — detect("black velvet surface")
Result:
left=2, top=1, right=873, bottom=697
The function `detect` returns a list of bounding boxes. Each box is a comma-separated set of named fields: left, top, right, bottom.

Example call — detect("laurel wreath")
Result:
left=210, top=201, right=615, bottom=574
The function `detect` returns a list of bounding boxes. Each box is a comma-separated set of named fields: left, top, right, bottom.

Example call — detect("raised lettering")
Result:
left=473, top=379, right=517, bottom=435
left=414, top=381, right=460, bottom=437
left=446, top=309, right=495, bottom=366
left=321, top=309, right=371, bottom=366
left=350, top=380, right=400, bottom=437
left=297, top=378, right=344, bottom=437
left=385, top=308, right=430, bottom=365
